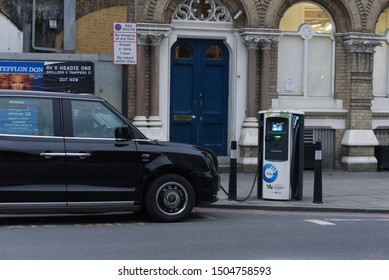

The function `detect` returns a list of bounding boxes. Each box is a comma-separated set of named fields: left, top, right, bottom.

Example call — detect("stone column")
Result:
left=148, top=32, right=168, bottom=140
left=132, top=33, right=148, bottom=133
left=238, top=29, right=281, bottom=169
left=238, top=32, right=260, bottom=168
left=134, top=24, right=171, bottom=139
left=246, top=42, right=258, bottom=119
left=341, top=33, right=382, bottom=171
left=258, top=36, right=278, bottom=110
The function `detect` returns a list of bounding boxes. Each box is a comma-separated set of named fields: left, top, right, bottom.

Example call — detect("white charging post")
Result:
left=257, top=110, right=304, bottom=200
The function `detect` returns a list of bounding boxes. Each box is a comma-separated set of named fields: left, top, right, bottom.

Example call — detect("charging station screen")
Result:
left=271, top=122, right=285, bottom=132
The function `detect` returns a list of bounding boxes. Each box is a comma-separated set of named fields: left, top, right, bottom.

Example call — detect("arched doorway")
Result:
left=170, top=38, right=229, bottom=155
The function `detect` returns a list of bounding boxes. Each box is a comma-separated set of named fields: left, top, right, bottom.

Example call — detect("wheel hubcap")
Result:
left=156, top=183, right=188, bottom=215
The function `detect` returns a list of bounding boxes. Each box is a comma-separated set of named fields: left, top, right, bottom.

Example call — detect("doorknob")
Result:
left=194, top=100, right=203, bottom=108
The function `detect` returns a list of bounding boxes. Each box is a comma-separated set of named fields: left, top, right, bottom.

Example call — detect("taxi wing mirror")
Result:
left=115, top=125, right=133, bottom=140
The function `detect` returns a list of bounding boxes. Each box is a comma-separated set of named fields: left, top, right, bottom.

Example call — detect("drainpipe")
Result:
left=63, top=0, right=76, bottom=53
left=32, top=0, right=56, bottom=52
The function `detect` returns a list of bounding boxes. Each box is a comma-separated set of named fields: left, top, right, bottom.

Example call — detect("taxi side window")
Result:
left=0, top=97, right=54, bottom=136
left=71, top=100, right=124, bottom=138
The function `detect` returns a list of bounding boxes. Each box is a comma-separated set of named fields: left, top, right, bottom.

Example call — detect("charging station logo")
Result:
left=263, top=164, right=278, bottom=183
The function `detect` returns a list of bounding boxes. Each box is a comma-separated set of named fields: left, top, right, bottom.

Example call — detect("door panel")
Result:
left=0, top=136, right=66, bottom=203
left=64, top=139, right=139, bottom=202
left=201, top=63, right=228, bottom=153
left=63, top=99, right=139, bottom=203
left=0, top=97, right=66, bottom=204
left=170, top=63, right=196, bottom=143
left=170, top=39, right=229, bottom=155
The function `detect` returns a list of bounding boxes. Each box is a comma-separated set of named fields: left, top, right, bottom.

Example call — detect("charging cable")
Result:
left=219, top=142, right=263, bottom=202
left=219, top=168, right=259, bottom=202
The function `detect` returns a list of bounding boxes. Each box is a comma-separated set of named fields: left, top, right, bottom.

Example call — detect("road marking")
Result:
left=305, top=219, right=336, bottom=226
left=305, top=218, right=389, bottom=225
left=328, top=218, right=389, bottom=221
left=199, top=215, right=216, bottom=220
left=326, top=219, right=362, bottom=222
left=4, top=222, right=139, bottom=229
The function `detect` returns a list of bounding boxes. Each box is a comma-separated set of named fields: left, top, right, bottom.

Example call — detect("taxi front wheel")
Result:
left=145, top=174, right=195, bottom=222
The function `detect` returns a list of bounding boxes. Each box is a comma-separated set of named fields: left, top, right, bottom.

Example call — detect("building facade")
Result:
left=2, top=0, right=389, bottom=171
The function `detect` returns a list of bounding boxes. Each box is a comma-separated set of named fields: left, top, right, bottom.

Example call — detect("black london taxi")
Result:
left=0, top=90, right=220, bottom=222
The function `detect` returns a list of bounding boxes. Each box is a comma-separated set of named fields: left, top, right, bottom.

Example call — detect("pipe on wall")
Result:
left=63, top=0, right=76, bottom=53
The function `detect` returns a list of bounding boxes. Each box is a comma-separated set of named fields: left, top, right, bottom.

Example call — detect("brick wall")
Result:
left=76, top=0, right=128, bottom=19
left=2, top=0, right=387, bottom=169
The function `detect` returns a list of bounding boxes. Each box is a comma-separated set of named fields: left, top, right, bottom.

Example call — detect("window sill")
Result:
left=372, top=97, right=389, bottom=116
left=272, top=96, right=347, bottom=115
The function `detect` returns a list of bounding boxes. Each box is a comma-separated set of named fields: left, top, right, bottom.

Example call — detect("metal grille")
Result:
left=374, top=129, right=389, bottom=145
left=304, top=129, right=334, bottom=169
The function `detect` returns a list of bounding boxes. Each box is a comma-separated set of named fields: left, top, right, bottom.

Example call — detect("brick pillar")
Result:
left=341, top=34, right=382, bottom=171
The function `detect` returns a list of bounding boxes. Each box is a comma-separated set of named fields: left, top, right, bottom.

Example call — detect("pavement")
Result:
left=208, top=170, right=389, bottom=213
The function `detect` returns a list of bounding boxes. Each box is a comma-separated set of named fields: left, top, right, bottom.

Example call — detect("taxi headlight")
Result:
left=203, top=151, right=217, bottom=171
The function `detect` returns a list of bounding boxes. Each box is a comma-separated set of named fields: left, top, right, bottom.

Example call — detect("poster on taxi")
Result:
left=0, top=105, right=38, bottom=135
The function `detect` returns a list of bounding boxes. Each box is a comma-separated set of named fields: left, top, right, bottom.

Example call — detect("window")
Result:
left=174, top=44, right=193, bottom=59
left=71, top=100, right=123, bottom=138
left=307, top=36, right=333, bottom=96
left=278, top=3, right=334, bottom=97
left=374, top=10, right=389, bottom=97
left=0, top=97, right=54, bottom=136
left=205, top=44, right=223, bottom=59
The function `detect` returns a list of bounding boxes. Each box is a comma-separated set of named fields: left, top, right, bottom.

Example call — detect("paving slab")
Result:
left=206, top=170, right=389, bottom=213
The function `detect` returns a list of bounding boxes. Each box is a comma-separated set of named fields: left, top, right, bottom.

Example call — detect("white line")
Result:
left=328, top=218, right=389, bottom=222
left=327, top=219, right=362, bottom=222
left=305, top=219, right=336, bottom=225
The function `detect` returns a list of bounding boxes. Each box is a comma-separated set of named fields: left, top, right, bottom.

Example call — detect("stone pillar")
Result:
left=148, top=32, right=168, bottom=140
left=134, top=24, right=171, bottom=139
left=258, top=39, right=273, bottom=110
left=238, top=29, right=281, bottom=169
left=239, top=32, right=260, bottom=168
left=246, top=44, right=258, bottom=119
left=132, top=34, right=148, bottom=134
left=341, top=33, right=382, bottom=171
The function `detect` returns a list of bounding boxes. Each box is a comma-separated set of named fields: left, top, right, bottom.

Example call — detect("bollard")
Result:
left=313, top=141, right=323, bottom=204
left=228, top=141, right=237, bottom=200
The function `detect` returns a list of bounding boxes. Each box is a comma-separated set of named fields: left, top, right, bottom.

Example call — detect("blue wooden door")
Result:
left=170, top=39, right=229, bottom=155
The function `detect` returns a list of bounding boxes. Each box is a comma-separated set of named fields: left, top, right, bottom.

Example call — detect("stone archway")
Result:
left=262, top=0, right=354, bottom=32
left=136, top=0, right=254, bottom=27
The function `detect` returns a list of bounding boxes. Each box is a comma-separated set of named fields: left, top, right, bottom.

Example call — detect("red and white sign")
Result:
left=113, top=23, right=137, bottom=65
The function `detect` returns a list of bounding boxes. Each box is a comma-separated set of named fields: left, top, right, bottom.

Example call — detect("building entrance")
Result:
left=170, top=39, right=229, bottom=155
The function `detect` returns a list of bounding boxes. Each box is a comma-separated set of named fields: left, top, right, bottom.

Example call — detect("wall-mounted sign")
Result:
left=285, top=76, right=295, bottom=91
left=113, top=23, right=137, bottom=65
left=44, top=61, right=94, bottom=93
left=0, top=61, right=94, bottom=93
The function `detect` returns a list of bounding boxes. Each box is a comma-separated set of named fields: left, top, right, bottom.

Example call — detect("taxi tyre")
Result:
left=145, top=174, right=195, bottom=222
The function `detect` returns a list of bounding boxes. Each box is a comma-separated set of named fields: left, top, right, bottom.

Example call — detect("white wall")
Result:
left=0, top=14, right=23, bottom=52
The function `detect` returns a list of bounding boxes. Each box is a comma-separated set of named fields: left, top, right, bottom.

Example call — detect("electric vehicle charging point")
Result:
left=258, top=110, right=304, bottom=200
